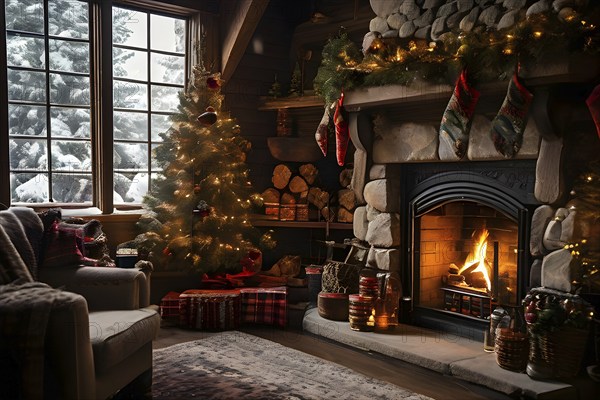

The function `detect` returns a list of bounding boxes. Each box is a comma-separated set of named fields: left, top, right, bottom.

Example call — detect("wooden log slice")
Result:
left=272, top=164, right=292, bottom=190
left=289, top=175, right=309, bottom=194
left=299, top=163, right=318, bottom=185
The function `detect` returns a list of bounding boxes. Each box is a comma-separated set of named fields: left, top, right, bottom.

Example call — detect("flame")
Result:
left=458, top=229, right=492, bottom=291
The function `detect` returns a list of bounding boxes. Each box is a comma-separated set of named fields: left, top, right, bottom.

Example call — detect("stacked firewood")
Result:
left=261, top=163, right=356, bottom=223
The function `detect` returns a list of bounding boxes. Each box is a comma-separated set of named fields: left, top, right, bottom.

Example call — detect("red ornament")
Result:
left=162, top=246, right=172, bottom=256
left=193, top=184, right=201, bottom=193
left=207, top=75, right=222, bottom=90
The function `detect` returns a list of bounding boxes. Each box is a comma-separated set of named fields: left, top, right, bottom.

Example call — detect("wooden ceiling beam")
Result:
left=220, top=0, right=269, bottom=83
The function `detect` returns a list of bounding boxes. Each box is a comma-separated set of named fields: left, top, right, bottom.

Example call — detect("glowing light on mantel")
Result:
left=458, top=229, right=492, bottom=291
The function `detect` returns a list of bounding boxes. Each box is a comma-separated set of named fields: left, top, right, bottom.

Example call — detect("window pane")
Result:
left=114, top=111, right=148, bottom=140
left=113, top=47, right=147, bottom=81
left=114, top=172, right=148, bottom=203
left=5, top=0, right=44, bottom=34
left=51, top=140, right=92, bottom=171
left=7, top=34, right=45, bottom=69
left=151, top=53, right=184, bottom=84
left=52, top=173, right=93, bottom=202
left=50, top=73, right=90, bottom=105
left=151, top=85, right=180, bottom=112
left=49, top=39, right=89, bottom=73
left=150, top=14, right=185, bottom=53
left=150, top=143, right=161, bottom=170
left=10, top=138, right=48, bottom=170
left=50, top=107, right=90, bottom=138
left=114, top=80, right=148, bottom=110
left=48, top=0, right=89, bottom=39
left=12, top=173, right=49, bottom=203
left=151, top=114, right=171, bottom=141
left=113, top=8, right=147, bottom=48
left=8, top=69, right=46, bottom=102
left=114, top=142, right=148, bottom=170
left=9, top=105, right=47, bottom=136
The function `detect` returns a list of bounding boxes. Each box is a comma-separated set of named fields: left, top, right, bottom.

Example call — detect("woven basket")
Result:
left=529, top=325, right=590, bottom=379
left=494, top=328, right=529, bottom=372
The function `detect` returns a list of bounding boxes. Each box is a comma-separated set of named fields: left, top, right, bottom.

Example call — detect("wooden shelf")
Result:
left=258, top=93, right=324, bottom=110
left=251, top=217, right=352, bottom=230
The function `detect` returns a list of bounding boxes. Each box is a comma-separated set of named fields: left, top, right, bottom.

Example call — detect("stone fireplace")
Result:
left=404, top=161, right=534, bottom=338
left=345, top=76, right=599, bottom=339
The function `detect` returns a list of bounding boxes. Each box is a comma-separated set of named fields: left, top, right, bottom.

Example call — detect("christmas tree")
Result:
left=138, top=65, right=275, bottom=274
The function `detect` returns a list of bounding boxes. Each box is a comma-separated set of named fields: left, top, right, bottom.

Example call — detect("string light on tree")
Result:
left=136, top=64, right=276, bottom=274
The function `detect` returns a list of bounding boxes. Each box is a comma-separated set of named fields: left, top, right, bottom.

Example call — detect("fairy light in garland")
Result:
left=315, top=8, right=599, bottom=106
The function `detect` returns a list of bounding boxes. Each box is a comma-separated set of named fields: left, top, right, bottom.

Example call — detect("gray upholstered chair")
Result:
left=0, top=207, right=160, bottom=399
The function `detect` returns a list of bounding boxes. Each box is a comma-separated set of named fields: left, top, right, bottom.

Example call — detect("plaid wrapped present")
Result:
left=240, top=286, right=287, bottom=328
left=179, top=290, right=241, bottom=330
left=160, top=291, right=181, bottom=320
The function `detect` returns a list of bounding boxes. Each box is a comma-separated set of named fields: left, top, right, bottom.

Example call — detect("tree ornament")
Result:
left=197, top=106, right=217, bottom=126
left=586, top=83, right=600, bottom=139
left=490, top=71, right=533, bottom=158
left=333, top=91, right=350, bottom=166
left=206, top=74, right=222, bottom=90
left=232, top=125, right=241, bottom=134
left=439, top=69, right=480, bottom=160
left=193, top=184, right=201, bottom=194
left=162, top=246, right=172, bottom=256
left=195, top=200, right=211, bottom=218
left=315, top=101, right=335, bottom=157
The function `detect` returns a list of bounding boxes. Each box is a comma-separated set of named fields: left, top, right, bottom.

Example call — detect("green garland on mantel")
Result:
left=314, top=8, right=600, bottom=107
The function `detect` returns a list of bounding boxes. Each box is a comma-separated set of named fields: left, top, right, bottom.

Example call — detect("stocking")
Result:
left=586, top=83, right=600, bottom=139
left=315, top=102, right=335, bottom=157
left=439, top=69, right=480, bottom=160
left=490, top=72, right=533, bottom=158
left=334, top=91, right=350, bottom=166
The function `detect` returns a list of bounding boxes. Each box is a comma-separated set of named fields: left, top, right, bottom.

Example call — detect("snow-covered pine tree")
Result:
left=138, top=65, right=275, bottom=274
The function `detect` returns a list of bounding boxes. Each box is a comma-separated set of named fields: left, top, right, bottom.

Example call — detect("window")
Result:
left=6, top=0, right=92, bottom=203
left=3, top=0, right=188, bottom=207
left=112, top=7, right=186, bottom=204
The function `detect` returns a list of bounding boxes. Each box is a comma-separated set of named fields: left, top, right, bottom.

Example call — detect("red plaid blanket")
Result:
left=240, top=286, right=287, bottom=328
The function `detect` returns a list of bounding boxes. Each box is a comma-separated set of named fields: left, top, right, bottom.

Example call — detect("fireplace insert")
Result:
left=402, top=162, right=536, bottom=340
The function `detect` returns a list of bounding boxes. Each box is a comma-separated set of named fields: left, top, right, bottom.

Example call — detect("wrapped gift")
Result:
left=179, top=289, right=241, bottom=330
left=160, top=291, right=181, bottom=320
left=240, top=286, right=287, bottom=328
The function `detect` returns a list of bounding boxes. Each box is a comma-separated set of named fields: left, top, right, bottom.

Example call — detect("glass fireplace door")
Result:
left=416, top=201, right=519, bottom=319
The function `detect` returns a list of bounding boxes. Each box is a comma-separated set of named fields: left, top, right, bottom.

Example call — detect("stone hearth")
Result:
left=303, top=308, right=597, bottom=399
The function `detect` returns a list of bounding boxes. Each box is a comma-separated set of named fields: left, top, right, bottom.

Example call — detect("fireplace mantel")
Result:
left=344, top=54, right=599, bottom=113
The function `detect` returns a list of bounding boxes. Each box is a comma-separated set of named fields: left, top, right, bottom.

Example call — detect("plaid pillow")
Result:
left=41, top=221, right=84, bottom=268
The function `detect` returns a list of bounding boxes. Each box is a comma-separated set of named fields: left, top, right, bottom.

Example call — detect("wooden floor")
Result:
left=155, top=323, right=512, bottom=400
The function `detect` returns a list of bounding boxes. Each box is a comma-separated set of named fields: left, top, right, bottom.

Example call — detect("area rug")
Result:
left=152, top=331, right=433, bottom=400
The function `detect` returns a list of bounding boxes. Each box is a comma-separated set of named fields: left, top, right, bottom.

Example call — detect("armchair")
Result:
left=0, top=207, right=160, bottom=399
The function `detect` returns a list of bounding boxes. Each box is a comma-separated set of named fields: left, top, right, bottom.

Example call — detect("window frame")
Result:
left=0, top=0, right=200, bottom=213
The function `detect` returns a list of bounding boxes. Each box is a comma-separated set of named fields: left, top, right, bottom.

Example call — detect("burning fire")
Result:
left=457, top=229, right=492, bottom=292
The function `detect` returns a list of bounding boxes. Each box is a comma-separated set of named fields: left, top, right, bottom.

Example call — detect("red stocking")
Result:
left=334, top=91, right=350, bottom=166
left=439, top=69, right=480, bottom=160
left=490, top=71, right=533, bottom=158
left=586, top=83, right=600, bottom=139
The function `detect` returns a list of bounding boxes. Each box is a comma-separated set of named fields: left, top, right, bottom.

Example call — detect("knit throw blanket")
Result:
left=0, top=282, right=81, bottom=399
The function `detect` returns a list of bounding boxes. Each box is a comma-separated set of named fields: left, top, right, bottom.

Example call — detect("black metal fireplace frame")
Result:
left=399, top=160, right=537, bottom=339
